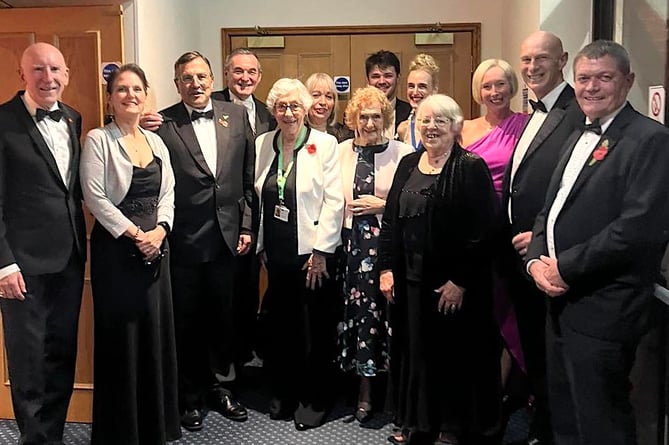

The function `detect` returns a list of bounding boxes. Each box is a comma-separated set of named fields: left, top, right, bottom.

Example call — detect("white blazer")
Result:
left=255, top=128, right=344, bottom=255
left=338, top=139, right=413, bottom=229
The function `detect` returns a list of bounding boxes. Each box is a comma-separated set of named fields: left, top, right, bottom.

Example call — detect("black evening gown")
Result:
left=90, top=158, right=181, bottom=445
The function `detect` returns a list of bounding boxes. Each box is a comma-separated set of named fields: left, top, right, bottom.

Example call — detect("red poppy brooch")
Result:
left=306, top=143, right=317, bottom=154
left=588, top=139, right=609, bottom=166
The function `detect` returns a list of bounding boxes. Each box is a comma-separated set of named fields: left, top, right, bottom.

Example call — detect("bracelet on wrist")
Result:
left=133, top=226, right=141, bottom=240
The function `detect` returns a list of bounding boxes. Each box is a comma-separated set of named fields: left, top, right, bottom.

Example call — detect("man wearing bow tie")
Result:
left=526, top=40, right=669, bottom=445
left=156, top=51, right=255, bottom=431
left=501, top=31, right=583, bottom=445
left=0, top=42, right=87, bottom=444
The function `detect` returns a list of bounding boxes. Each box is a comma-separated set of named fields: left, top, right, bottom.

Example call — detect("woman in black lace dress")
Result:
left=80, top=64, right=180, bottom=445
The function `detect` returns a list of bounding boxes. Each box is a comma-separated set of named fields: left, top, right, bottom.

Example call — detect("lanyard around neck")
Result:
left=276, top=126, right=307, bottom=203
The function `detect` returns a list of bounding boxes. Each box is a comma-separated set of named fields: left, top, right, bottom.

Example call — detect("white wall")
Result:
left=620, top=0, right=667, bottom=114
left=128, top=0, right=508, bottom=109
left=124, top=0, right=601, bottom=111
left=540, top=0, right=593, bottom=85
left=130, top=0, right=200, bottom=109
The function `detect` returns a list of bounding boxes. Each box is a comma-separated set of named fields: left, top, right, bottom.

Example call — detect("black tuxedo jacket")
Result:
left=0, top=92, right=86, bottom=275
left=526, top=103, right=669, bottom=341
left=158, top=99, right=254, bottom=264
left=211, top=88, right=276, bottom=135
left=502, top=85, right=583, bottom=235
left=395, top=98, right=412, bottom=133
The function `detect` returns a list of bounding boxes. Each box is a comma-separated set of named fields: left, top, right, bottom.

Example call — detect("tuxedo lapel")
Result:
left=61, top=105, right=80, bottom=191
left=564, top=106, right=632, bottom=204
left=522, top=108, right=567, bottom=162
left=12, top=96, right=67, bottom=191
left=213, top=101, right=232, bottom=179
left=544, top=127, right=583, bottom=205
left=173, top=103, right=214, bottom=177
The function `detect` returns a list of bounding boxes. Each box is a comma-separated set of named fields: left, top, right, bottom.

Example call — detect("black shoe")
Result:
left=180, top=409, right=204, bottom=432
left=295, top=421, right=316, bottom=431
left=208, top=393, right=248, bottom=422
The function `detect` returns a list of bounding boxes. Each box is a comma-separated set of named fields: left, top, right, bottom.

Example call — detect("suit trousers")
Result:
left=171, top=250, right=237, bottom=411
left=508, top=271, right=551, bottom=438
left=546, top=314, right=639, bottom=445
left=0, top=253, right=84, bottom=445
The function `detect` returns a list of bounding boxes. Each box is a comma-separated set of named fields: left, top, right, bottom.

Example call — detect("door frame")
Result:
left=221, top=23, right=481, bottom=115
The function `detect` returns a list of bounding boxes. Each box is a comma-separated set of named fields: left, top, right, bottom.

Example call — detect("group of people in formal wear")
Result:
left=1, top=29, right=668, bottom=445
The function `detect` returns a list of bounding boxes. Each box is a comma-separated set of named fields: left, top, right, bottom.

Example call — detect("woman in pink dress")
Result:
left=461, top=59, right=529, bottom=417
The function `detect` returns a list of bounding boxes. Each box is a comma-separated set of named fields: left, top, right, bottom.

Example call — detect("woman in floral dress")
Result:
left=338, top=87, right=413, bottom=422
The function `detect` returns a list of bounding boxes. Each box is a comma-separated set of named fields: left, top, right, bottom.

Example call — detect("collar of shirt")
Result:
left=388, top=96, right=397, bottom=109
left=229, top=91, right=255, bottom=108
left=183, top=100, right=213, bottom=118
left=585, top=103, right=626, bottom=134
left=22, top=90, right=60, bottom=118
left=538, top=81, right=568, bottom=112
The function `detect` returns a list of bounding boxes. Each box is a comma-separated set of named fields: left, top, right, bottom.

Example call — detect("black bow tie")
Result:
left=529, top=99, right=547, bottom=113
left=582, top=119, right=602, bottom=135
left=191, top=110, right=214, bottom=121
left=36, top=108, right=64, bottom=122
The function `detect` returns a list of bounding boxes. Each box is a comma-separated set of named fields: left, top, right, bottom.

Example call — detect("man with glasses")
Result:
left=154, top=51, right=255, bottom=432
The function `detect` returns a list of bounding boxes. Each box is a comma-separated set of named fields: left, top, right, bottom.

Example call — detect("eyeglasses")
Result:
left=177, top=73, right=211, bottom=85
left=419, top=117, right=451, bottom=128
left=275, top=103, right=303, bottom=114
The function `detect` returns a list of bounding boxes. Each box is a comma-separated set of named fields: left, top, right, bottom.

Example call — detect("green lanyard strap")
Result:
left=276, top=126, right=308, bottom=204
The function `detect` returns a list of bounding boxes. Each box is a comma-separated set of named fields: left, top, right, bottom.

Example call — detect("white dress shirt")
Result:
left=184, top=101, right=217, bottom=174
left=0, top=93, right=74, bottom=280
left=508, top=81, right=567, bottom=220
left=545, top=105, right=624, bottom=258
left=230, top=91, right=256, bottom=134
left=23, top=91, right=73, bottom=188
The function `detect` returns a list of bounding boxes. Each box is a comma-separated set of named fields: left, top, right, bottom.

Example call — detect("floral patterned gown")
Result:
left=338, top=143, right=390, bottom=377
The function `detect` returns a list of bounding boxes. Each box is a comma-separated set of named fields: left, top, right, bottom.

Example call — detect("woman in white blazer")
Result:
left=255, top=78, right=344, bottom=430
left=80, top=64, right=180, bottom=445
left=337, top=87, right=413, bottom=424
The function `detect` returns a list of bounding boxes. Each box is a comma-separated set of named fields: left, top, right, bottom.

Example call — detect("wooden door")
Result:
left=224, top=24, right=480, bottom=121
left=0, top=5, right=123, bottom=423
left=350, top=32, right=475, bottom=119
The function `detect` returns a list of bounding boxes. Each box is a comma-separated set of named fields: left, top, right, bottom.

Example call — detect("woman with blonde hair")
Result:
left=461, top=58, right=529, bottom=423
left=305, top=72, right=353, bottom=142
left=397, top=53, right=440, bottom=150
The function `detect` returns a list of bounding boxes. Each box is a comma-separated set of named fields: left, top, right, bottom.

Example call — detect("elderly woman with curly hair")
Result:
left=337, top=87, right=412, bottom=424
left=380, top=94, right=500, bottom=445
left=255, top=78, right=344, bottom=431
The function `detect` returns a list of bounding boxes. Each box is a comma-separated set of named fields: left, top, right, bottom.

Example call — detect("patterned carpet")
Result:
left=0, top=387, right=529, bottom=445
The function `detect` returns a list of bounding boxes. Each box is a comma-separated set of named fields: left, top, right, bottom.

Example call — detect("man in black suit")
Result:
left=0, top=42, right=86, bottom=445
left=155, top=51, right=255, bottom=431
left=212, top=48, right=275, bottom=365
left=501, top=31, right=581, bottom=445
left=527, top=40, right=669, bottom=445
left=365, top=50, right=412, bottom=138
left=212, top=47, right=276, bottom=136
